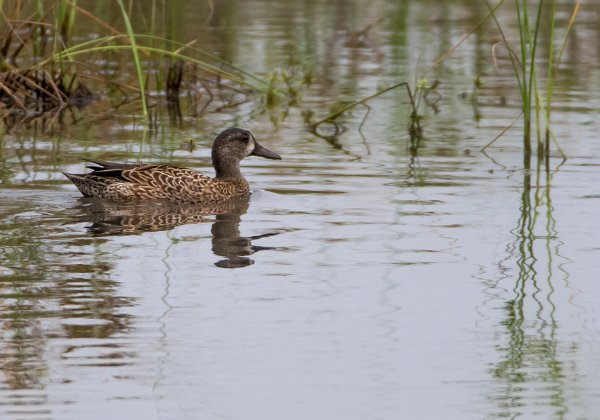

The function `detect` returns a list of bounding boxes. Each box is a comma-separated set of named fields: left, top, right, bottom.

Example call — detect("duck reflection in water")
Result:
left=72, top=196, right=280, bottom=268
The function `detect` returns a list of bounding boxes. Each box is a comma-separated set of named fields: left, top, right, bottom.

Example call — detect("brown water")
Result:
left=2, top=1, right=600, bottom=419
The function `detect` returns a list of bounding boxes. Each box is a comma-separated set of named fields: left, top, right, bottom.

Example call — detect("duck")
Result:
left=63, top=128, right=281, bottom=203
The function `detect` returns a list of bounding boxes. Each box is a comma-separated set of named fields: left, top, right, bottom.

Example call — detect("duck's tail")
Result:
left=63, top=171, right=117, bottom=198
left=63, top=172, right=90, bottom=197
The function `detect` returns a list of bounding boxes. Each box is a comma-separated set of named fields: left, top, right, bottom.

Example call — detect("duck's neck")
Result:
left=213, top=155, right=243, bottom=181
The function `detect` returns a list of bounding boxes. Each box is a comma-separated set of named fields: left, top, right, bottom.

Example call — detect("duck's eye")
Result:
left=241, top=134, right=250, bottom=142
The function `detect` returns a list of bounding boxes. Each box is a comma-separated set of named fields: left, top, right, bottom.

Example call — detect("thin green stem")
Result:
left=545, top=0, right=556, bottom=147
left=311, top=82, right=417, bottom=127
left=485, top=0, right=524, bottom=98
left=529, top=1, right=543, bottom=154
left=116, top=0, right=148, bottom=122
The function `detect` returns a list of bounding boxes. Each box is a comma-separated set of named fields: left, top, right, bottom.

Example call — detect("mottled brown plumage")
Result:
left=63, top=128, right=281, bottom=203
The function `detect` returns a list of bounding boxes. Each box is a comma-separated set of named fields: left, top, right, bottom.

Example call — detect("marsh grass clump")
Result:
left=0, top=1, right=270, bottom=132
left=483, top=0, right=579, bottom=167
left=0, top=1, right=82, bottom=129
left=0, top=69, right=96, bottom=129
left=423, top=0, right=578, bottom=168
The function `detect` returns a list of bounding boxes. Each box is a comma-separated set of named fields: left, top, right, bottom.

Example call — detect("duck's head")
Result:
left=212, top=128, right=281, bottom=178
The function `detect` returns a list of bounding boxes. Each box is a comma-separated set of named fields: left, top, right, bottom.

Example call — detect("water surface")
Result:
left=1, top=1, right=600, bottom=419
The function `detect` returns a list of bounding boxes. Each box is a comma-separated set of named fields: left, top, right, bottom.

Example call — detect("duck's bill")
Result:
left=252, top=142, right=281, bottom=160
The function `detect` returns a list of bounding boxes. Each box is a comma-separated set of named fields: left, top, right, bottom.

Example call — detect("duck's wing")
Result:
left=83, top=162, right=210, bottom=186
left=79, top=159, right=146, bottom=181
left=114, top=165, right=218, bottom=202
left=118, top=165, right=212, bottom=189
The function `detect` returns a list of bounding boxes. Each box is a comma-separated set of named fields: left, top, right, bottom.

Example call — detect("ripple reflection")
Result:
left=72, top=197, right=283, bottom=268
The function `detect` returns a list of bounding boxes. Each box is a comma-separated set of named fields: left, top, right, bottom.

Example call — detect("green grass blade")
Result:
left=529, top=1, right=544, bottom=147
left=545, top=0, right=556, bottom=145
left=116, top=0, right=148, bottom=122
left=54, top=44, right=266, bottom=90
left=47, top=33, right=268, bottom=90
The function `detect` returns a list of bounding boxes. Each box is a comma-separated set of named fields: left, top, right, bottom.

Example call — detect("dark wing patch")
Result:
left=84, top=159, right=142, bottom=171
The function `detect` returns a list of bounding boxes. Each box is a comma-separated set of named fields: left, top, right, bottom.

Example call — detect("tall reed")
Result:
left=487, top=0, right=579, bottom=168
left=116, top=0, right=148, bottom=121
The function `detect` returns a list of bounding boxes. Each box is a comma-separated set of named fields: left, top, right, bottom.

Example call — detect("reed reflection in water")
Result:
left=490, top=169, right=573, bottom=418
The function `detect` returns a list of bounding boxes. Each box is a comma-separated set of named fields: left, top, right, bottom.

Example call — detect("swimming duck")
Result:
left=63, top=128, right=281, bottom=203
